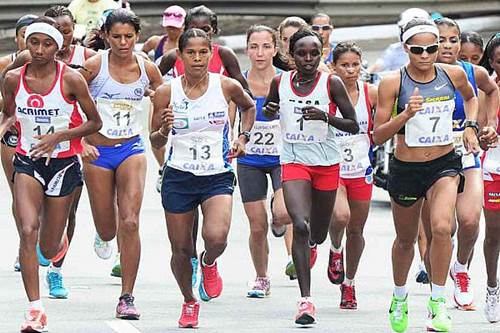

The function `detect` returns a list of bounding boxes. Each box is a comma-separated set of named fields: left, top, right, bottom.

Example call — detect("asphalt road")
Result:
left=0, top=142, right=498, bottom=333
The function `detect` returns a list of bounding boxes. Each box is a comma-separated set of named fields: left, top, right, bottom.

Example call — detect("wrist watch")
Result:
left=464, top=120, right=479, bottom=134
left=239, top=131, right=251, bottom=142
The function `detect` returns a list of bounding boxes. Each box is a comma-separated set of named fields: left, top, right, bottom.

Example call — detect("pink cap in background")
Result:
left=162, top=5, right=186, bottom=28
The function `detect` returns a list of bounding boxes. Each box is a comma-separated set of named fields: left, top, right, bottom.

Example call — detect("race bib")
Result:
left=97, top=98, right=143, bottom=139
left=339, top=134, right=371, bottom=178
left=405, top=100, right=454, bottom=147
left=246, top=120, right=281, bottom=156
left=281, top=104, right=328, bottom=143
left=169, top=131, right=225, bottom=176
left=24, top=117, right=70, bottom=157
left=483, top=138, right=500, bottom=175
left=453, top=131, right=477, bottom=169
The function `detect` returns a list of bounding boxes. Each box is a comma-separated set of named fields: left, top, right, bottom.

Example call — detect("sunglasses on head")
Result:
left=164, top=12, right=183, bottom=18
left=311, top=24, right=332, bottom=32
left=407, top=43, right=439, bottom=54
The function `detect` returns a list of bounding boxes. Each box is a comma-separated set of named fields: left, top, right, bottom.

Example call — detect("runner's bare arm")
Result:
left=473, top=64, right=499, bottom=129
left=0, top=70, right=20, bottom=138
left=328, top=75, right=359, bottom=134
left=150, top=83, right=173, bottom=149
left=79, top=53, right=102, bottom=82
left=223, top=77, right=255, bottom=134
left=219, top=46, right=250, bottom=93
left=158, top=49, right=177, bottom=76
left=373, top=73, right=416, bottom=144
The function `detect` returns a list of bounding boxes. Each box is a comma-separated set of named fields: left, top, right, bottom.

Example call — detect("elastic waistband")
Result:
left=393, top=149, right=455, bottom=166
left=96, top=135, right=142, bottom=150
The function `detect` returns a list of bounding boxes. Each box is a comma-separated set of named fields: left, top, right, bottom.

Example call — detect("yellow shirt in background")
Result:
left=68, top=0, right=119, bottom=34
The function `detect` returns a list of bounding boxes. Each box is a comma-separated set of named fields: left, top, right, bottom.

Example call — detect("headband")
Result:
left=25, top=22, right=64, bottom=50
left=402, top=24, right=439, bottom=44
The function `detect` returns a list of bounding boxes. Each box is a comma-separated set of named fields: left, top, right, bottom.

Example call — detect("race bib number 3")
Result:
left=405, top=100, right=454, bottom=147
left=98, top=98, right=143, bottom=139
left=281, top=104, right=329, bottom=143
left=169, top=131, right=225, bottom=176
left=339, top=134, right=371, bottom=178
left=246, top=120, right=282, bottom=156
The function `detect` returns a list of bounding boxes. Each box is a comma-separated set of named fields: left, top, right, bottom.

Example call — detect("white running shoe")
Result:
left=485, top=285, right=500, bottom=323
left=93, top=234, right=113, bottom=260
left=450, top=265, right=475, bottom=310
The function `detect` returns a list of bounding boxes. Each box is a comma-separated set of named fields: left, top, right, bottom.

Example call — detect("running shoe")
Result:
left=327, top=249, right=345, bottom=285
left=116, top=294, right=140, bottom=320
left=199, top=252, right=223, bottom=301
left=46, top=271, right=68, bottom=299
left=247, top=277, right=271, bottom=298
left=416, top=269, right=430, bottom=284
left=450, top=266, right=475, bottom=310
left=156, top=169, right=163, bottom=193
left=20, top=309, right=48, bottom=333
left=191, top=257, right=199, bottom=288
left=295, top=299, right=316, bottom=326
left=285, top=260, right=297, bottom=280
left=310, top=244, right=318, bottom=269
left=36, top=243, right=50, bottom=267
left=389, top=295, right=408, bottom=333
left=485, top=285, right=500, bottom=323
left=178, top=301, right=200, bottom=328
left=111, top=253, right=122, bottom=278
left=93, top=234, right=113, bottom=260
left=426, top=297, right=451, bottom=332
left=14, top=255, right=21, bottom=272
left=340, top=284, right=357, bottom=310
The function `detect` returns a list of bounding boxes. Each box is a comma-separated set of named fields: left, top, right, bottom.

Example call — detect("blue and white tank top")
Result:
left=238, top=70, right=281, bottom=168
left=167, top=73, right=232, bottom=176
left=89, top=50, right=150, bottom=139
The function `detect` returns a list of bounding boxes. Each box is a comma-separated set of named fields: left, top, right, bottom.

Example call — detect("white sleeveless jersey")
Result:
left=15, top=61, right=82, bottom=158
left=69, top=45, right=87, bottom=66
left=167, top=73, right=231, bottom=176
left=278, top=70, right=340, bottom=166
left=335, top=81, right=372, bottom=178
left=89, top=50, right=150, bottom=139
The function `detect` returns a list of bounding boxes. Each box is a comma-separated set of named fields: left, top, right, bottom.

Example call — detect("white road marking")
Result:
left=106, top=320, right=142, bottom=333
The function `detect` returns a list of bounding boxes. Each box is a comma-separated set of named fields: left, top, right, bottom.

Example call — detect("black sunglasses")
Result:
left=407, top=43, right=439, bottom=55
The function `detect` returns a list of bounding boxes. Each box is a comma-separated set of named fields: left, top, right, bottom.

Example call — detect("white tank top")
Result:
left=335, top=81, right=372, bottom=178
left=69, top=45, right=87, bottom=66
left=278, top=70, right=340, bottom=166
left=167, top=73, right=231, bottom=176
left=89, top=50, right=150, bottom=139
left=15, top=61, right=82, bottom=158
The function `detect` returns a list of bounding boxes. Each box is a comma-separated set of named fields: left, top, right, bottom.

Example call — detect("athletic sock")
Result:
left=343, top=278, right=355, bottom=286
left=419, top=261, right=427, bottom=273
left=331, top=244, right=343, bottom=253
left=48, top=264, right=62, bottom=274
left=29, top=300, right=44, bottom=310
left=393, top=285, right=407, bottom=300
left=288, top=255, right=293, bottom=262
left=454, top=260, right=467, bottom=273
left=431, top=283, right=446, bottom=300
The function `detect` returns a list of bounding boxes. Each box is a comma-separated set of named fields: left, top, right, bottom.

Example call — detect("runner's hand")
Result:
left=231, top=136, right=246, bottom=158
left=404, top=87, right=423, bottom=119
left=478, top=126, right=498, bottom=150
left=463, top=127, right=480, bottom=155
left=302, top=106, right=328, bottom=122
left=81, top=140, right=100, bottom=162
left=263, top=102, right=279, bottom=119
left=30, top=133, right=61, bottom=165
left=160, top=107, right=174, bottom=134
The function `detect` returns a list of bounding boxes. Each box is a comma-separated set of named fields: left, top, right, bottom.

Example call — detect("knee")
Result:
left=120, top=215, right=139, bottom=234
left=171, top=245, right=193, bottom=258
left=292, top=219, right=309, bottom=238
left=204, top=234, right=228, bottom=250
left=485, top=227, right=500, bottom=245
left=346, top=225, right=364, bottom=238
left=19, top=224, right=38, bottom=245
left=458, top=218, right=480, bottom=237
left=249, top=222, right=268, bottom=240
left=431, top=223, right=452, bottom=241
left=395, top=236, right=416, bottom=251
left=333, top=211, right=350, bottom=229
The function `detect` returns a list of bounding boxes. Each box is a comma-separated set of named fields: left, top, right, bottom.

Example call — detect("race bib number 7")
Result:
left=405, top=100, right=454, bottom=147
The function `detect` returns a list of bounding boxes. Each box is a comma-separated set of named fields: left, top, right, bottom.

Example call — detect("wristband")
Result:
left=239, top=131, right=251, bottom=142
left=464, top=120, right=479, bottom=134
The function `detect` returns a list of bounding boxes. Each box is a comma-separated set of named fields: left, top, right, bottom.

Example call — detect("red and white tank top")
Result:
left=15, top=61, right=82, bottom=158
left=335, top=81, right=373, bottom=178
left=483, top=107, right=500, bottom=180
left=172, top=44, right=229, bottom=77
left=68, top=45, right=89, bottom=67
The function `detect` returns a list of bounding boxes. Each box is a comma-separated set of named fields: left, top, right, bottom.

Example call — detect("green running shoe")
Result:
left=389, top=295, right=408, bottom=332
left=111, top=253, right=121, bottom=278
left=285, top=261, right=297, bottom=280
left=426, top=297, right=451, bottom=332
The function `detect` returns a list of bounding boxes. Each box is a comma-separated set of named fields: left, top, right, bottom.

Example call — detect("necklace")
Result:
left=182, top=73, right=209, bottom=98
left=294, top=72, right=318, bottom=88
